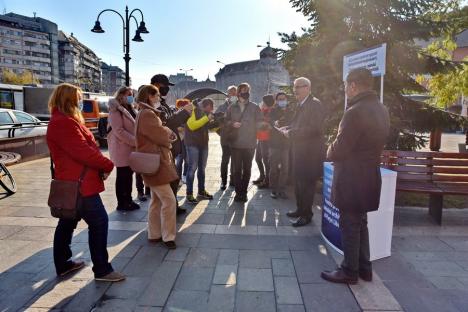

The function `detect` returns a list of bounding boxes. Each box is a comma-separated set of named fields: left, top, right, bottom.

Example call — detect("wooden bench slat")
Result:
left=436, top=183, right=468, bottom=195
left=397, top=173, right=433, bottom=181
left=382, top=150, right=468, bottom=159
left=390, top=158, right=433, bottom=165
left=396, top=182, right=443, bottom=193
left=385, top=165, right=432, bottom=173
left=432, top=175, right=468, bottom=182
left=432, top=159, right=468, bottom=166
left=433, top=167, right=468, bottom=174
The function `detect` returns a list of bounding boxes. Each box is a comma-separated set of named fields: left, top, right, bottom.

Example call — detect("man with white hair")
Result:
left=280, top=77, right=326, bottom=227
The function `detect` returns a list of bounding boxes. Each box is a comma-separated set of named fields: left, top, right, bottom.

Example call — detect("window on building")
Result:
left=0, top=91, right=15, bottom=110
left=24, top=41, right=36, bottom=47
left=4, top=49, right=20, bottom=55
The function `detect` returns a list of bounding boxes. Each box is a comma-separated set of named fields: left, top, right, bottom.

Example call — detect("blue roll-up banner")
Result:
left=321, top=162, right=343, bottom=254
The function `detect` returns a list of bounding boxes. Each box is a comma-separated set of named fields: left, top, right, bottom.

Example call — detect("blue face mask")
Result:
left=78, top=100, right=84, bottom=111
left=277, top=100, right=288, bottom=108
left=127, top=95, right=134, bottom=104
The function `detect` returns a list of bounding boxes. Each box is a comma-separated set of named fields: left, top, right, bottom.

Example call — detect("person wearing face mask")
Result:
left=253, top=94, right=274, bottom=189
left=107, top=86, right=140, bottom=211
left=268, top=92, right=295, bottom=199
left=225, top=82, right=262, bottom=202
left=150, top=74, right=192, bottom=215
left=135, top=85, right=179, bottom=249
left=214, top=85, right=237, bottom=190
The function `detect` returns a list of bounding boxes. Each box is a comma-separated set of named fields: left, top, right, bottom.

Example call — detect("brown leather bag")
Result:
left=48, top=164, right=87, bottom=220
left=129, top=103, right=161, bottom=175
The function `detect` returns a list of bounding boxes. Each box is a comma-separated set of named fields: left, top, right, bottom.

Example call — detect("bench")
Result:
left=381, top=150, right=468, bottom=224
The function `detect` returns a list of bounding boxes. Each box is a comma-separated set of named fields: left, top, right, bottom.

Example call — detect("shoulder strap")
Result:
left=50, top=156, right=87, bottom=182
left=50, top=156, right=55, bottom=179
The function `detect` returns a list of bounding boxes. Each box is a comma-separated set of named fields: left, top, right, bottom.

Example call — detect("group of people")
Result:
left=46, top=67, right=390, bottom=286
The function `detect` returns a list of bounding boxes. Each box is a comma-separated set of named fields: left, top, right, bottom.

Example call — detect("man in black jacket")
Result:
left=150, top=74, right=192, bottom=214
left=269, top=92, right=295, bottom=199
left=281, top=77, right=326, bottom=227
left=321, top=68, right=390, bottom=284
left=215, top=85, right=237, bottom=190
left=225, top=82, right=262, bottom=202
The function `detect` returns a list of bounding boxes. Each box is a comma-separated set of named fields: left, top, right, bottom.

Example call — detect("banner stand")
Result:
left=343, top=43, right=387, bottom=110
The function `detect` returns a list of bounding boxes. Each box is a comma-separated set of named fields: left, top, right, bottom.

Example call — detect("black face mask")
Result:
left=159, top=86, right=170, bottom=96
left=239, top=92, right=250, bottom=100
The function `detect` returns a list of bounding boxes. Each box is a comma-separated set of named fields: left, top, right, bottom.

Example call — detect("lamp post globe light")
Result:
left=91, top=6, right=149, bottom=86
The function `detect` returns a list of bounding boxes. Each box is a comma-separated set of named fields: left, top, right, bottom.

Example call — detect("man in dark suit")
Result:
left=281, top=77, right=326, bottom=227
left=321, top=68, right=390, bottom=284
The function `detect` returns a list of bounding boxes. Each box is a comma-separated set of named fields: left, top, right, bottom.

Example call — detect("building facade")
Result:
left=169, top=73, right=216, bottom=98
left=215, top=45, right=291, bottom=104
left=0, top=12, right=59, bottom=86
left=58, top=31, right=101, bottom=92
left=101, top=62, right=126, bottom=95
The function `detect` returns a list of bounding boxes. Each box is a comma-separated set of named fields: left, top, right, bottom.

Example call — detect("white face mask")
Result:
left=229, top=96, right=237, bottom=103
left=154, top=101, right=161, bottom=109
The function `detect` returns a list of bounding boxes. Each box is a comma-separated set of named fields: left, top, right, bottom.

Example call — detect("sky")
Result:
left=0, top=0, right=310, bottom=87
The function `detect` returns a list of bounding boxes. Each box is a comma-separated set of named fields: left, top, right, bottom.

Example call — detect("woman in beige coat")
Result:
left=135, top=85, right=179, bottom=249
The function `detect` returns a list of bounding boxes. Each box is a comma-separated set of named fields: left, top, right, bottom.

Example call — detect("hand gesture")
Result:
left=233, top=122, right=242, bottom=128
left=183, top=105, right=193, bottom=113
left=102, top=172, right=110, bottom=181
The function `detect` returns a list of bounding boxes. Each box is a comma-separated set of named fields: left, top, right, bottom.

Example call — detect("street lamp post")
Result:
left=91, top=6, right=149, bottom=87
left=179, top=68, right=194, bottom=77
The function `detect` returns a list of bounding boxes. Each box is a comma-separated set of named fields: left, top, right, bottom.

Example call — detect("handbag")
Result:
left=129, top=103, right=161, bottom=175
left=48, top=160, right=87, bottom=220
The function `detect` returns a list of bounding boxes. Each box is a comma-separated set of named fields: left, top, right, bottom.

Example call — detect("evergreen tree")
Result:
left=280, top=0, right=468, bottom=150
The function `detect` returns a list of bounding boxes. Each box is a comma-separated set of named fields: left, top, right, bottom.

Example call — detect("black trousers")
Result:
left=116, top=166, right=134, bottom=207
left=231, top=148, right=255, bottom=196
left=221, top=144, right=233, bottom=185
left=294, top=175, right=317, bottom=218
left=339, top=210, right=372, bottom=278
left=135, top=173, right=150, bottom=195
left=255, top=141, right=270, bottom=182
left=54, top=195, right=113, bottom=278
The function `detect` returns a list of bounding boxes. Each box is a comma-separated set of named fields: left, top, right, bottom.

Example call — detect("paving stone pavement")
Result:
left=0, top=134, right=467, bottom=312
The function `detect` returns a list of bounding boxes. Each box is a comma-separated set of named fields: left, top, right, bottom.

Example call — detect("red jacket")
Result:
left=47, top=108, right=114, bottom=197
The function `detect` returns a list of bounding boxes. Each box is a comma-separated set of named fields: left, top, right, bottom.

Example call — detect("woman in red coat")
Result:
left=47, top=83, right=125, bottom=282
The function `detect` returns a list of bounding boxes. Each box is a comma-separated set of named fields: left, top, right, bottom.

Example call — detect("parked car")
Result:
left=0, top=109, right=47, bottom=139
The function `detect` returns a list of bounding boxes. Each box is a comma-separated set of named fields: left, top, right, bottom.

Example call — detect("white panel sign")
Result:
left=343, top=43, right=387, bottom=81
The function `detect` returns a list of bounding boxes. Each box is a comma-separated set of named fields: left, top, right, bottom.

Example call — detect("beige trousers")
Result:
left=148, top=183, right=176, bottom=242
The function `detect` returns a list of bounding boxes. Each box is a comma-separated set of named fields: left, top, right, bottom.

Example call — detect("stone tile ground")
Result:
left=0, top=135, right=467, bottom=311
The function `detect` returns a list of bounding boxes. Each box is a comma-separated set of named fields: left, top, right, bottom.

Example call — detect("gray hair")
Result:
left=227, top=85, right=237, bottom=93
left=294, top=77, right=311, bottom=88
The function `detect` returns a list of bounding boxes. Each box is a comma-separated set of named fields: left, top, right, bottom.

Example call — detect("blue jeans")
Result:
left=53, top=194, right=113, bottom=278
left=186, top=145, right=208, bottom=195
left=176, top=142, right=189, bottom=178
